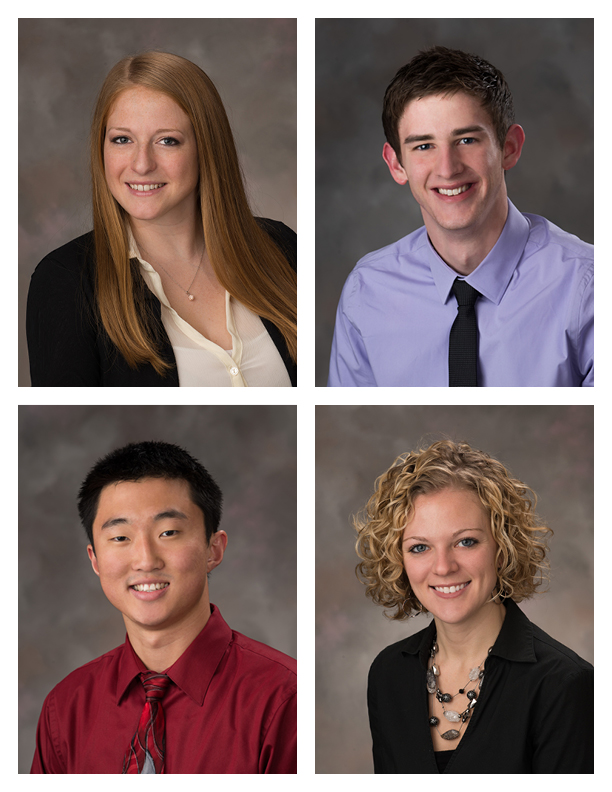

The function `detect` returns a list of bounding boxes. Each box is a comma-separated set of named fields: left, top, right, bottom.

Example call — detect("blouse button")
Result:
left=230, top=366, right=239, bottom=376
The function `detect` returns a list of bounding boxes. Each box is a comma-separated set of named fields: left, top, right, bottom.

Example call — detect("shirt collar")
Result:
left=426, top=199, right=530, bottom=306
left=116, top=604, right=233, bottom=705
left=400, top=598, right=537, bottom=668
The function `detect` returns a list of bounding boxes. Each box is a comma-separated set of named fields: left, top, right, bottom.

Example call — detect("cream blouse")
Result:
left=129, top=233, right=291, bottom=387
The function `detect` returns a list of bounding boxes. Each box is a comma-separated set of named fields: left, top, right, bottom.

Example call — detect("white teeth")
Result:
left=129, top=183, right=165, bottom=191
left=434, top=582, right=468, bottom=594
left=132, top=582, right=169, bottom=592
left=438, top=184, right=471, bottom=196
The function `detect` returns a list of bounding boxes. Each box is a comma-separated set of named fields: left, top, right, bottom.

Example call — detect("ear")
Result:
left=87, top=544, right=100, bottom=577
left=207, top=530, right=228, bottom=573
left=502, top=124, right=525, bottom=171
left=382, top=142, right=409, bottom=185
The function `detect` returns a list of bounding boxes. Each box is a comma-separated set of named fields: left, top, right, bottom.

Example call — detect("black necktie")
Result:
left=448, top=278, right=481, bottom=387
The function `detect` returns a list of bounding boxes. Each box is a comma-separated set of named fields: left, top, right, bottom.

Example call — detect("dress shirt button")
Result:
left=230, top=366, right=239, bottom=376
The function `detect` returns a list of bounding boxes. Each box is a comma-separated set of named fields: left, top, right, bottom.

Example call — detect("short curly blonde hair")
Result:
left=354, top=440, right=552, bottom=619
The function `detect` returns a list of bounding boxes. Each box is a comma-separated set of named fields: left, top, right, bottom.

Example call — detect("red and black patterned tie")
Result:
left=123, top=672, right=172, bottom=774
left=448, top=278, right=481, bottom=387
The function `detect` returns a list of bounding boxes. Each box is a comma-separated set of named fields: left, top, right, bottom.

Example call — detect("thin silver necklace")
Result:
left=140, top=241, right=205, bottom=301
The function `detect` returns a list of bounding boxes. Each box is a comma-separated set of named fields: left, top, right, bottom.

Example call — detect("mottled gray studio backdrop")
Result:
left=19, top=18, right=296, bottom=386
left=316, top=18, right=594, bottom=384
left=19, top=405, right=296, bottom=774
left=315, top=405, right=593, bottom=773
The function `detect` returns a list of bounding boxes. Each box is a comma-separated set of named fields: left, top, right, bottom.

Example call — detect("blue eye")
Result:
left=160, top=137, right=179, bottom=146
left=459, top=137, right=477, bottom=145
left=408, top=543, right=428, bottom=554
left=458, top=537, right=478, bottom=548
left=110, top=136, right=130, bottom=145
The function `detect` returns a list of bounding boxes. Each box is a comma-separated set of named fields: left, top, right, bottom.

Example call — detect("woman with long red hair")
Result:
left=27, top=51, right=296, bottom=386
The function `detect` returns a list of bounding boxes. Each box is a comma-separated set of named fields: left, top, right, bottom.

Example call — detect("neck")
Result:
left=124, top=599, right=212, bottom=673
left=130, top=211, right=204, bottom=265
left=433, top=601, right=506, bottom=666
left=425, top=192, right=509, bottom=276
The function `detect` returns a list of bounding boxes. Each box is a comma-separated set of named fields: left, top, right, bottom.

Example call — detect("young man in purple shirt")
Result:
left=328, top=46, right=593, bottom=387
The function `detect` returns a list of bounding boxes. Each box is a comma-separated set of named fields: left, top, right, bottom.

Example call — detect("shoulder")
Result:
left=33, top=231, right=95, bottom=274
left=29, top=232, right=96, bottom=298
left=44, top=644, right=123, bottom=705
left=369, top=625, right=429, bottom=678
left=341, top=226, right=428, bottom=301
left=523, top=212, right=593, bottom=272
left=355, top=225, right=428, bottom=273
left=230, top=629, right=296, bottom=689
left=255, top=217, right=296, bottom=270
left=530, top=621, right=593, bottom=681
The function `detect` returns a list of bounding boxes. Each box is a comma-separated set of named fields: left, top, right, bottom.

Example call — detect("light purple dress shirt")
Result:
left=328, top=200, right=593, bottom=387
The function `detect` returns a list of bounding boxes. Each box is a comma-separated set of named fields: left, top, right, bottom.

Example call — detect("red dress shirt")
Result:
left=30, top=605, right=296, bottom=773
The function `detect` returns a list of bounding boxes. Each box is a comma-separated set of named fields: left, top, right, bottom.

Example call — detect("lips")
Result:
left=432, top=182, right=476, bottom=201
left=126, top=182, right=167, bottom=195
left=131, top=582, right=169, bottom=592
left=430, top=581, right=471, bottom=598
left=129, top=581, right=170, bottom=600
left=436, top=184, right=471, bottom=196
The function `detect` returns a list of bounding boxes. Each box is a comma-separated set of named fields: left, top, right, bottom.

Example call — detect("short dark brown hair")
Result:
left=382, top=46, right=515, bottom=158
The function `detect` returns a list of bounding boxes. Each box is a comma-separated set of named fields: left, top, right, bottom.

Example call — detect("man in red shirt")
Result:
left=30, top=441, right=297, bottom=774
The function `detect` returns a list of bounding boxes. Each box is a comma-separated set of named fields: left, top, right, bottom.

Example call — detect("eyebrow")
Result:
left=402, top=527, right=486, bottom=544
left=107, top=127, right=184, bottom=135
left=403, top=125, right=486, bottom=146
left=100, top=509, right=189, bottom=530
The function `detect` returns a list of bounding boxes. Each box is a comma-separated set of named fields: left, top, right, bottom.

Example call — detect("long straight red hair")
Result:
left=90, top=51, right=297, bottom=375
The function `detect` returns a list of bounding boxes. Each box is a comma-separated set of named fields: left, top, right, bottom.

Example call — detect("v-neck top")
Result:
left=367, top=599, right=593, bottom=773
left=130, top=231, right=291, bottom=387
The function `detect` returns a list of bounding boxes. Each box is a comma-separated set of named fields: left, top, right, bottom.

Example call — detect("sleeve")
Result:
left=578, top=267, right=594, bottom=387
left=30, top=691, right=66, bottom=774
left=531, top=663, right=594, bottom=773
left=26, top=255, right=101, bottom=386
left=255, top=217, right=297, bottom=272
left=258, top=690, right=297, bottom=774
left=327, top=278, right=376, bottom=387
left=367, top=658, right=396, bottom=774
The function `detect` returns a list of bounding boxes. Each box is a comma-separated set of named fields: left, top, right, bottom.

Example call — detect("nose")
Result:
left=435, top=144, right=464, bottom=181
left=131, top=143, right=157, bottom=175
left=432, top=547, right=459, bottom=577
left=131, top=534, right=163, bottom=571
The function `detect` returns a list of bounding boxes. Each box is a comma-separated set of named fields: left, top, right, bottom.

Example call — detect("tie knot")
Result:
left=452, top=278, right=480, bottom=307
left=140, top=672, right=171, bottom=701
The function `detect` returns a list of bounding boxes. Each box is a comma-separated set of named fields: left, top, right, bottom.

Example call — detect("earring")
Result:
left=402, top=596, right=426, bottom=618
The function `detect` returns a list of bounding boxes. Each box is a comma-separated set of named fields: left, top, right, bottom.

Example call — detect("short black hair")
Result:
left=78, top=441, right=222, bottom=551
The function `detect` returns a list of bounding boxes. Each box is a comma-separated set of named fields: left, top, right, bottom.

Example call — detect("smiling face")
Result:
left=103, top=86, right=200, bottom=227
left=87, top=477, right=226, bottom=637
left=382, top=92, right=524, bottom=249
left=402, top=487, right=499, bottom=629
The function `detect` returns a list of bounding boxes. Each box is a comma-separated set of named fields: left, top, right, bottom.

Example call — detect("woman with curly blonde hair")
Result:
left=27, top=51, right=296, bottom=387
left=355, top=440, right=593, bottom=774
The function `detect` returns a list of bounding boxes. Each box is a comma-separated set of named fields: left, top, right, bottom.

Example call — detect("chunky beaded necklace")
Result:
left=426, top=639, right=492, bottom=741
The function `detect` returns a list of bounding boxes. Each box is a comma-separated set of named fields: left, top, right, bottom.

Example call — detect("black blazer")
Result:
left=26, top=218, right=296, bottom=387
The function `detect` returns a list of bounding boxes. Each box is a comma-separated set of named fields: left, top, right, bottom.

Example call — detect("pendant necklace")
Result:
left=140, top=242, right=205, bottom=301
left=426, top=638, right=492, bottom=741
